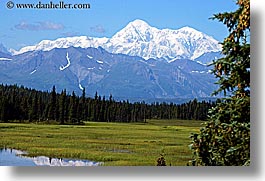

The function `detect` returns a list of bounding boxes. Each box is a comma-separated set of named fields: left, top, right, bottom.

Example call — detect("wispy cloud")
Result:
left=90, top=25, right=106, bottom=34
left=61, top=31, right=80, bottom=37
left=14, top=21, right=64, bottom=31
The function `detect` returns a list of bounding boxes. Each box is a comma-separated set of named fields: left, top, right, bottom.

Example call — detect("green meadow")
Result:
left=0, top=119, right=203, bottom=166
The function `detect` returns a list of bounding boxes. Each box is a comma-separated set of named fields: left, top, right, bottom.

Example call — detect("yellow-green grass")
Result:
left=0, top=119, right=203, bottom=166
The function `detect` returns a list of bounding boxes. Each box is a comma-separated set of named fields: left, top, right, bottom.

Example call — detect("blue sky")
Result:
left=0, top=0, right=238, bottom=51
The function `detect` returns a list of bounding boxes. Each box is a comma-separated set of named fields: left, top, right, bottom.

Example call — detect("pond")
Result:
left=0, top=148, right=102, bottom=166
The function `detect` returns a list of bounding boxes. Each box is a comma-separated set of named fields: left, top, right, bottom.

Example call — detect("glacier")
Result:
left=59, top=52, right=71, bottom=71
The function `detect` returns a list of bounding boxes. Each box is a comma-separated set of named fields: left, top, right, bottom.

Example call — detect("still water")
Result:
left=0, top=148, right=102, bottom=166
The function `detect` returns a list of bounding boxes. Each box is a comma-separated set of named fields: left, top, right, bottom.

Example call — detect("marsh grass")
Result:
left=0, top=119, right=203, bottom=166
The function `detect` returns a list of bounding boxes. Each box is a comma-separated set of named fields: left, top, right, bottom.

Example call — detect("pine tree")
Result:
left=48, top=86, right=57, bottom=121
left=0, top=97, right=8, bottom=122
left=28, top=92, right=38, bottom=122
left=189, top=0, right=250, bottom=166
left=37, top=93, right=44, bottom=121
left=80, top=88, right=87, bottom=121
left=69, top=91, right=77, bottom=123
left=59, top=89, right=66, bottom=124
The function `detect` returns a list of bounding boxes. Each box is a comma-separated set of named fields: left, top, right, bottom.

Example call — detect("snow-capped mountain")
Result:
left=13, top=19, right=221, bottom=62
left=12, top=36, right=108, bottom=55
left=1, top=20, right=223, bottom=102
left=105, top=19, right=221, bottom=60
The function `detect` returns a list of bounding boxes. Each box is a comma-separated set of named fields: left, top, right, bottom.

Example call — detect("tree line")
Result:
left=0, top=84, right=215, bottom=124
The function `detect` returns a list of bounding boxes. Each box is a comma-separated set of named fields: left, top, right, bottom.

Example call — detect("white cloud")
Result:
left=90, top=25, right=106, bottom=34
left=15, top=21, right=64, bottom=31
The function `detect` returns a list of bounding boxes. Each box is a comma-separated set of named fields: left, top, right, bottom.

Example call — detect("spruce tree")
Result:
left=80, top=88, right=87, bottom=121
left=59, top=89, right=66, bottom=124
left=28, top=92, right=38, bottom=122
left=69, top=91, right=77, bottom=123
left=0, top=97, right=8, bottom=122
left=48, top=86, right=57, bottom=121
left=189, top=0, right=250, bottom=166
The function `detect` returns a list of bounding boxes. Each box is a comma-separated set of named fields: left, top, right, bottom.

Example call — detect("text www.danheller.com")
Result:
left=6, top=1, right=91, bottom=10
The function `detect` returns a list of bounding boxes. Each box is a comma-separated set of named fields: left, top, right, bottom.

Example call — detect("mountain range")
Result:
left=0, top=19, right=223, bottom=102
left=12, top=19, right=222, bottom=61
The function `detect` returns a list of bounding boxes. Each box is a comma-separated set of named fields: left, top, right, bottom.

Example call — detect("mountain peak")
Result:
left=177, top=26, right=205, bottom=38
left=110, top=19, right=156, bottom=44
left=178, top=26, right=199, bottom=32
left=121, top=19, right=155, bottom=35
left=108, top=22, right=221, bottom=60
left=128, top=19, right=150, bottom=27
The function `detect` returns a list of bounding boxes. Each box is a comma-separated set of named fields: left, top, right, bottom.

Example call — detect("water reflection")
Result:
left=0, top=148, right=35, bottom=166
left=32, top=156, right=102, bottom=166
left=0, top=148, right=102, bottom=166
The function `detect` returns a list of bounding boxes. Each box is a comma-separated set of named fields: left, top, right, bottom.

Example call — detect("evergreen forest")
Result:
left=0, top=84, right=215, bottom=124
